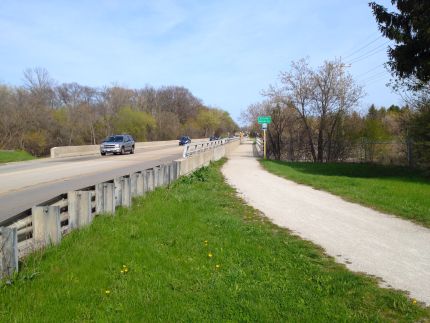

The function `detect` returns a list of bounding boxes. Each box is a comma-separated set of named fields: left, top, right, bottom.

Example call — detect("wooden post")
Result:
left=32, top=205, right=61, bottom=247
left=0, top=227, right=18, bottom=278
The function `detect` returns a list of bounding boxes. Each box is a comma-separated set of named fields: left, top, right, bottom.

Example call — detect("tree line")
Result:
left=242, top=0, right=430, bottom=170
left=241, top=58, right=426, bottom=168
left=0, top=68, right=238, bottom=156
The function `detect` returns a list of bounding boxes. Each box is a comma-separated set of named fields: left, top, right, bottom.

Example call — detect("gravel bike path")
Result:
left=222, top=141, right=430, bottom=305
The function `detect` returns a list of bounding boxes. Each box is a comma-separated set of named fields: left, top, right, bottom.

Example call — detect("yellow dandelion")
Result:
left=412, top=299, right=417, bottom=304
left=122, top=265, right=127, bottom=268
left=204, top=240, right=208, bottom=244
left=215, top=264, right=220, bottom=269
left=208, top=252, right=213, bottom=258
left=124, top=268, right=129, bottom=273
left=120, top=270, right=124, bottom=274
left=105, top=290, right=111, bottom=295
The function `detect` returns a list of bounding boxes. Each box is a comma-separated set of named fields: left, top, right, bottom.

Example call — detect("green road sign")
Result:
left=258, top=116, right=272, bottom=124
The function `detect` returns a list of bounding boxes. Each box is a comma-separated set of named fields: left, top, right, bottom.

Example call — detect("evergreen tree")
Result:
left=369, top=1, right=430, bottom=89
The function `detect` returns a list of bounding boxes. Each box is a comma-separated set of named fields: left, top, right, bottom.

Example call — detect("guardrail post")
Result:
left=153, top=167, right=159, bottom=188
left=114, top=177, right=122, bottom=206
left=169, top=163, right=175, bottom=183
left=32, top=205, right=61, bottom=247
left=164, top=164, right=170, bottom=185
left=146, top=169, right=154, bottom=192
left=0, top=227, right=18, bottom=278
left=136, top=172, right=144, bottom=196
left=121, top=176, right=131, bottom=207
left=96, top=183, right=115, bottom=214
left=95, top=183, right=103, bottom=214
left=158, top=165, right=165, bottom=187
left=130, top=172, right=139, bottom=197
left=68, top=191, right=92, bottom=228
left=173, top=161, right=180, bottom=179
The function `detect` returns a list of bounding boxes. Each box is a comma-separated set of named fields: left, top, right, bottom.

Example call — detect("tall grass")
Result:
left=0, top=161, right=427, bottom=321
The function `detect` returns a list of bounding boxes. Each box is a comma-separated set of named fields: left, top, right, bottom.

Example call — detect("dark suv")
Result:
left=179, top=136, right=191, bottom=145
left=100, top=135, right=135, bottom=155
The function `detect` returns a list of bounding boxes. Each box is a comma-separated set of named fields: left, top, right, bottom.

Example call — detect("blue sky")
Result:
left=0, top=0, right=399, bottom=123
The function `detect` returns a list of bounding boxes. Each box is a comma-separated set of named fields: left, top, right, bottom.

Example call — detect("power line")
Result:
left=343, top=35, right=383, bottom=59
left=360, top=70, right=388, bottom=82
left=347, top=41, right=390, bottom=64
left=356, top=63, right=384, bottom=78
left=363, top=74, right=390, bottom=86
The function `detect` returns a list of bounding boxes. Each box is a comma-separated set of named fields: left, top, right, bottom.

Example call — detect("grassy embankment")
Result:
left=0, top=150, right=36, bottom=164
left=260, top=160, right=430, bottom=228
left=0, top=160, right=428, bottom=321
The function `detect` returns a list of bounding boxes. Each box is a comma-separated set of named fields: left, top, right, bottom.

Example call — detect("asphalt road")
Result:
left=0, top=142, right=187, bottom=224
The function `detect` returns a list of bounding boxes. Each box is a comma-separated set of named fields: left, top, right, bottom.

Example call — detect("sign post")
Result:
left=258, top=116, right=271, bottom=159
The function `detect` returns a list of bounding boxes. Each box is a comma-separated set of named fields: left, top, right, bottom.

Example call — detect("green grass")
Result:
left=0, top=160, right=428, bottom=322
left=260, top=160, right=430, bottom=228
left=0, top=150, right=36, bottom=164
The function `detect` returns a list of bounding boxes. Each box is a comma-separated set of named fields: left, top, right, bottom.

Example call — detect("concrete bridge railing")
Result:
left=50, top=139, right=207, bottom=158
left=0, top=137, right=240, bottom=278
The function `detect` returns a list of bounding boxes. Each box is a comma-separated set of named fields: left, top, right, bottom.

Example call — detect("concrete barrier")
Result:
left=50, top=138, right=208, bottom=158
left=175, top=138, right=240, bottom=176
left=0, top=137, right=240, bottom=278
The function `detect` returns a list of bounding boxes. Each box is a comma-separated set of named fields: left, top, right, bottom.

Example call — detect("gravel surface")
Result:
left=222, top=141, right=430, bottom=305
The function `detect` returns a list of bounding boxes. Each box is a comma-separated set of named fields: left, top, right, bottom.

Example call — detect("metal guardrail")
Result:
left=182, top=137, right=239, bottom=158
left=0, top=163, right=179, bottom=277
left=0, top=138, right=240, bottom=278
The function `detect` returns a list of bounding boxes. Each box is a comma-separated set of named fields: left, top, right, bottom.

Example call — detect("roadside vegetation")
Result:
left=0, top=160, right=428, bottom=322
left=260, top=160, right=430, bottom=228
left=242, top=2, right=430, bottom=170
left=0, top=150, right=36, bottom=164
left=0, top=73, right=238, bottom=156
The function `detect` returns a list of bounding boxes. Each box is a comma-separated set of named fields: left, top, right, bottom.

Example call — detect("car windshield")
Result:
left=180, top=137, right=188, bottom=140
left=105, top=136, right=123, bottom=142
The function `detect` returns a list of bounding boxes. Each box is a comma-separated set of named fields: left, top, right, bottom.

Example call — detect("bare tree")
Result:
left=23, top=67, right=55, bottom=108
left=265, top=58, right=363, bottom=162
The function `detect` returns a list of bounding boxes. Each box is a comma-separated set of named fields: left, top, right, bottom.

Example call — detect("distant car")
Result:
left=100, top=134, right=135, bottom=155
left=209, top=135, right=220, bottom=141
left=179, top=136, right=191, bottom=145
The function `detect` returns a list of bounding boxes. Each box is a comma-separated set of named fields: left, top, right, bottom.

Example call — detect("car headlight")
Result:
left=115, top=144, right=119, bottom=147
